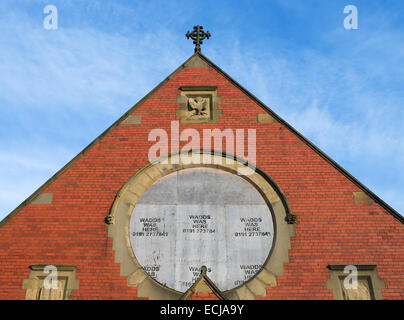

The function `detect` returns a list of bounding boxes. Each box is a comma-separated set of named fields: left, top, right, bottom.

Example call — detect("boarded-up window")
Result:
left=339, top=276, right=375, bottom=300
left=35, top=277, right=68, bottom=300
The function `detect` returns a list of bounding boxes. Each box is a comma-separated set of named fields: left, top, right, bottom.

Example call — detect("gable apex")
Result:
left=184, top=54, right=210, bottom=67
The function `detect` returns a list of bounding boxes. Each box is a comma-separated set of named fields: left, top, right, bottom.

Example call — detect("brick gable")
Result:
left=0, top=53, right=403, bottom=299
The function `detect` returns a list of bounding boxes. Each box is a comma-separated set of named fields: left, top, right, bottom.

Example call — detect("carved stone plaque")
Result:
left=176, top=86, right=222, bottom=123
left=185, top=95, right=211, bottom=121
left=129, top=168, right=274, bottom=292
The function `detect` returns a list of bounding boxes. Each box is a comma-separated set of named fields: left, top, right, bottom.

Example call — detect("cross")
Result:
left=186, top=25, right=211, bottom=53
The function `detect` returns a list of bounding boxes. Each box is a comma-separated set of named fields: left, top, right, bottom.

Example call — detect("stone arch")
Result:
left=107, top=150, right=295, bottom=299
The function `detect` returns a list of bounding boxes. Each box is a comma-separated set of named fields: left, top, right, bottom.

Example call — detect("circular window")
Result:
left=129, top=167, right=275, bottom=292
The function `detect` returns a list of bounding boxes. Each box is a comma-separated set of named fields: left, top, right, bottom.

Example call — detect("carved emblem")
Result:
left=176, top=86, right=222, bottom=124
left=186, top=96, right=210, bottom=120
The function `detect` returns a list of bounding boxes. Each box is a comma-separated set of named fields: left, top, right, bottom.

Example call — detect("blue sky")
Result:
left=0, top=0, right=403, bottom=220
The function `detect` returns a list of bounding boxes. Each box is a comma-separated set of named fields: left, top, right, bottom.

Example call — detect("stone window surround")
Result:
left=326, top=264, right=385, bottom=300
left=107, top=150, right=295, bottom=300
left=22, top=265, right=79, bottom=300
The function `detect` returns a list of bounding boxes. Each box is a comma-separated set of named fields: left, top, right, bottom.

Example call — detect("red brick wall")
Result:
left=188, top=293, right=220, bottom=300
left=0, top=62, right=403, bottom=300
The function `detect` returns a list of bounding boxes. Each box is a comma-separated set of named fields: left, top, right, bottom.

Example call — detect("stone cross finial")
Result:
left=186, top=25, right=211, bottom=53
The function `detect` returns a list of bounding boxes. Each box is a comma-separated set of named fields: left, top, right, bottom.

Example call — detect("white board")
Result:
left=129, top=168, right=274, bottom=292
